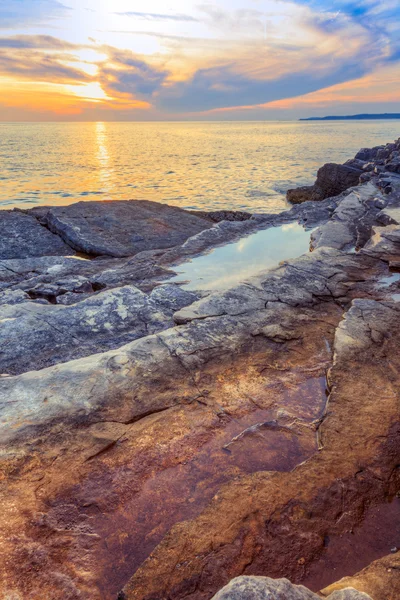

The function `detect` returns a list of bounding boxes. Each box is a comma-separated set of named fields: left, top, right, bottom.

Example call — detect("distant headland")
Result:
left=300, top=113, right=400, bottom=121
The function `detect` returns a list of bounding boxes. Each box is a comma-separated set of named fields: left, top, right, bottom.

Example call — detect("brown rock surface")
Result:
left=320, top=552, right=400, bottom=600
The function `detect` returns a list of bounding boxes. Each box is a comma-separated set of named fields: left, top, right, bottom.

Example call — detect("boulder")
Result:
left=355, top=146, right=384, bottom=161
left=287, top=163, right=363, bottom=204
left=0, top=210, right=73, bottom=259
left=34, top=200, right=213, bottom=257
left=211, top=577, right=372, bottom=600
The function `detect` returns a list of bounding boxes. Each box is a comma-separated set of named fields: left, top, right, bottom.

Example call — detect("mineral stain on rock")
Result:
left=34, top=374, right=328, bottom=600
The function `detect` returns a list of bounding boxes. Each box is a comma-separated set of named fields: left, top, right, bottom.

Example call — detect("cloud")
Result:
left=0, top=49, right=92, bottom=84
left=114, top=11, right=198, bottom=22
left=98, top=48, right=169, bottom=100
left=156, top=60, right=369, bottom=113
left=0, top=35, right=78, bottom=49
left=0, top=0, right=69, bottom=29
left=147, top=1, right=399, bottom=113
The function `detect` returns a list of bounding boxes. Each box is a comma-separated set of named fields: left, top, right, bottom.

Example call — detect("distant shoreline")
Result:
left=300, top=113, right=400, bottom=121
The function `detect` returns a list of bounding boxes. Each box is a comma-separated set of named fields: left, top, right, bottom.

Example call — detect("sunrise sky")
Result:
left=1, top=0, right=399, bottom=120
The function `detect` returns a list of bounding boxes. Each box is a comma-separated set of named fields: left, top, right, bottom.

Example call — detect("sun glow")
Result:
left=0, top=0, right=399, bottom=120
left=65, top=82, right=111, bottom=102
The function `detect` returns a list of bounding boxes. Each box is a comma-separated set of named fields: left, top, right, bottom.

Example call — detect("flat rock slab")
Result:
left=37, top=200, right=213, bottom=257
left=0, top=211, right=72, bottom=259
left=0, top=285, right=175, bottom=375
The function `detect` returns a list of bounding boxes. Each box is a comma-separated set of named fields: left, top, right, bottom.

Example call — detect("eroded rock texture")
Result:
left=0, top=139, right=400, bottom=600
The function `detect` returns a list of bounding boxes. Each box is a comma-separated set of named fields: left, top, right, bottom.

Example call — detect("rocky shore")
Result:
left=0, top=139, right=399, bottom=600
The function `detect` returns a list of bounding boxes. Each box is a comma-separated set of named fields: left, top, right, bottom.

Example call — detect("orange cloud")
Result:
left=0, top=78, right=150, bottom=118
left=197, top=64, right=400, bottom=116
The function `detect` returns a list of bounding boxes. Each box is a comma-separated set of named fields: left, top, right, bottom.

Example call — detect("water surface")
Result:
left=169, top=222, right=311, bottom=291
left=1, top=120, right=399, bottom=212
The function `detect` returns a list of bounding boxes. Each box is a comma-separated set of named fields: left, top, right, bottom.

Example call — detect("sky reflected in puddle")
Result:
left=169, top=222, right=311, bottom=291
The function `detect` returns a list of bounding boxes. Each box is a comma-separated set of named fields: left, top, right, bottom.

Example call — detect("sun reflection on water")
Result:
left=95, top=122, right=113, bottom=195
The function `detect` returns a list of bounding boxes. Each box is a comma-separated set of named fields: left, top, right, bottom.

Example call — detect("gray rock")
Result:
left=385, top=160, right=400, bottom=174
left=379, top=207, right=400, bottom=224
left=211, top=577, right=372, bottom=600
left=27, top=276, right=94, bottom=303
left=190, top=209, right=252, bottom=223
left=0, top=285, right=175, bottom=375
left=35, top=200, right=213, bottom=257
left=311, top=183, right=384, bottom=251
left=355, top=146, right=384, bottom=161
left=0, top=210, right=72, bottom=260
left=149, top=284, right=200, bottom=312
left=0, top=252, right=170, bottom=301
left=287, top=163, right=363, bottom=204
left=0, top=289, right=30, bottom=305
left=362, top=224, right=400, bottom=258
left=334, top=298, right=397, bottom=358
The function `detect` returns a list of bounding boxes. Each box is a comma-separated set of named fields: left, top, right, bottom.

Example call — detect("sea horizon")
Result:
left=2, top=120, right=399, bottom=213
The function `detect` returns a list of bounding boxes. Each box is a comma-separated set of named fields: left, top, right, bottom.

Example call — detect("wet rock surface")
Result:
left=0, top=139, right=400, bottom=600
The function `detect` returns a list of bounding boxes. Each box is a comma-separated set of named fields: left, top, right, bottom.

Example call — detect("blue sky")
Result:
left=0, top=0, right=399, bottom=120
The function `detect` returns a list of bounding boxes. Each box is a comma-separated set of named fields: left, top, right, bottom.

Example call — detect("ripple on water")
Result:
left=1, top=121, right=399, bottom=212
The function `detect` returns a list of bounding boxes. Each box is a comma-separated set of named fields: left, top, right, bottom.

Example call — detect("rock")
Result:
left=287, top=163, right=363, bottom=204
left=310, top=183, right=381, bottom=250
left=2, top=146, right=400, bottom=600
left=190, top=210, right=252, bottom=223
left=0, top=288, right=30, bottom=305
left=122, top=296, right=400, bottom=600
left=379, top=207, right=400, bottom=225
left=385, top=160, right=400, bottom=174
left=0, top=210, right=73, bottom=259
left=287, top=185, right=318, bottom=204
left=359, top=172, right=373, bottom=184
left=362, top=224, right=400, bottom=259
left=0, top=252, right=171, bottom=302
left=149, top=284, right=200, bottom=312
left=0, top=285, right=176, bottom=374
left=355, top=146, right=384, bottom=161
left=27, top=276, right=94, bottom=303
left=211, top=576, right=372, bottom=600
left=321, top=552, right=400, bottom=600
left=34, top=200, right=213, bottom=257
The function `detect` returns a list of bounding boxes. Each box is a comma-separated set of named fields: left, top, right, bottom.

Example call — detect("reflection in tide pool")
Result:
left=169, top=223, right=311, bottom=291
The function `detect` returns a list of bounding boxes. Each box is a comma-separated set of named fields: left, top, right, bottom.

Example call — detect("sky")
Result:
left=0, top=0, right=399, bottom=120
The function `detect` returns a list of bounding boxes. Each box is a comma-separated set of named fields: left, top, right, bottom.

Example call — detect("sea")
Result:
left=1, top=120, right=399, bottom=213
